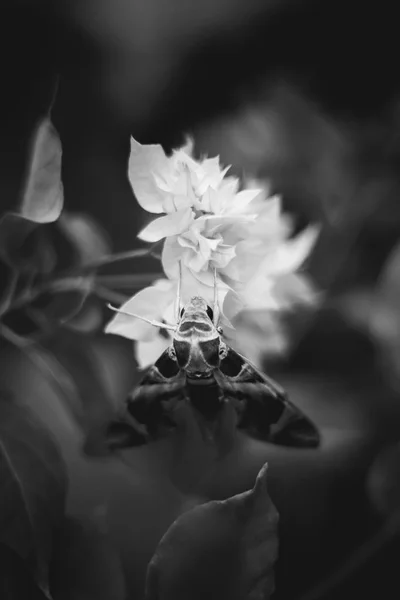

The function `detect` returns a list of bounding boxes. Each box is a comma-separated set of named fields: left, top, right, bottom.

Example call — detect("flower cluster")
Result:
left=106, top=137, right=319, bottom=366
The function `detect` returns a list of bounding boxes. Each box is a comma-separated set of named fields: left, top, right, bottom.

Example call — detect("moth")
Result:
left=88, top=277, right=320, bottom=454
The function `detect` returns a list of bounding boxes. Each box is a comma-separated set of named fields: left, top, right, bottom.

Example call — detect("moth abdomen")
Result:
left=187, top=376, right=224, bottom=420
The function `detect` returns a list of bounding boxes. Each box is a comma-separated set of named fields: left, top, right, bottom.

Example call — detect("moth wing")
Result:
left=83, top=347, right=184, bottom=455
left=126, top=347, right=185, bottom=432
left=218, top=346, right=320, bottom=448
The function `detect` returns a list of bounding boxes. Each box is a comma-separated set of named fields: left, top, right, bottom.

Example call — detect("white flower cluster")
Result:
left=106, top=137, right=319, bottom=367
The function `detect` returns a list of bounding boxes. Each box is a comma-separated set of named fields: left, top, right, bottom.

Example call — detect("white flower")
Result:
left=225, top=310, right=290, bottom=368
left=129, top=137, right=260, bottom=270
left=106, top=140, right=320, bottom=365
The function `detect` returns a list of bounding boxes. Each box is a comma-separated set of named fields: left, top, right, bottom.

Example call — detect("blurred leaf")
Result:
left=0, top=259, right=17, bottom=317
left=145, top=462, right=278, bottom=600
left=367, top=441, right=400, bottom=520
left=23, top=345, right=84, bottom=424
left=368, top=239, right=400, bottom=390
left=64, top=296, right=104, bottom=333
left=0, top=392, right=68, bottom=596
left=17, top=118, right=63, bottom=224
left=43, top=331, right=122, bottom=429
left=50, top=516, right=126, bottom=600
left=0, top=214, right=38, bottom=267
left=0, top=544, right=48, bottom=600
left=16, top=226, right=57, bottom=275
left=58, top=212, right=111, bottom=267
left=1, top=308, right=47, bottom=339
left=35, top=277, right=94, bottom=325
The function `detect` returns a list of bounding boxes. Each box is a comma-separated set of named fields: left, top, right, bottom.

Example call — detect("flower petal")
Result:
left=135, top=333, right=172, bottom=369
left=162, top=236, right=184, bottom=279
left=210, top=244, right=236, bottom=269
left=241, top=273, right=281, bottom=311
left=128, top=138, right=169, bottom=214
left=224, top=188, right=261, bottom=214
left=271, top=272, right=320, bottom=309
left=260, top=225, right=320, bottom=276
left=138, top=208, right=195, bottom=242
left=105, top=281, right=175, bottom=341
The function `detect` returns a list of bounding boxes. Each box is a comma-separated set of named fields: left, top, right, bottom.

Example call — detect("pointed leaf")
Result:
left=18, top=118, right=63, bottom=224
left=145, top=462, right=278, bottom=600
left=0, top=392, right=68, bottom=595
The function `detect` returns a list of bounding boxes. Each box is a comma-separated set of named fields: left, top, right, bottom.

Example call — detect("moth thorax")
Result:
left=173, top=337, right=221, bottom=374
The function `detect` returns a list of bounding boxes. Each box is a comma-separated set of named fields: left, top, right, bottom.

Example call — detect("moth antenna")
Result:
left=175, top=260, right=182, bottom=323
left=107, top=304, right=176, bottom=331
left=213, top=268, right=220, bottom=326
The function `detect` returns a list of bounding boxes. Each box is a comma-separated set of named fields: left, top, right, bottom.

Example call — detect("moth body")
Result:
left=103, top=296, right=321, bottom=450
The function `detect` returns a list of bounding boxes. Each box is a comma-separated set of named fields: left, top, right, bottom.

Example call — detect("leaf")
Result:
left=0, top=214, right=38, bottom=267
left=145, top=462, right=278, bottom=600
left=18, top=118, right=63, bottom=224
left=0, top=217, right=56, bottom=279
left=42, top=331, right=132, bottom=430
left=368, top=239, right=400, bottom=391
left=0, top=392, right=68, bottom=596
left=64, top=296, right=104, bottom=333
left=0, top=544, right=48, bottom=600
left=57, top=213, right=111, bottom=267
left=367, top=441, right=400, bottom=520
left=40, top=278, right=94, bottom=324
left=49, top=516, right=126, bottom=600
left=0, top=259, right=17, bottom=317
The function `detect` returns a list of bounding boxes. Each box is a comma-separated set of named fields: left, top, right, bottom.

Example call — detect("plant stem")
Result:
left=93, top=285, right=130, bottom=305
left=4, top=245, right=161, bottom=314
left=95, top=272, right=163, bottom=289
left=60, top=244, right=161, bottom=276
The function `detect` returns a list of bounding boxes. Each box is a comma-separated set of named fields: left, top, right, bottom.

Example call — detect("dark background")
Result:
left=1, top=1, right=400, bottom=599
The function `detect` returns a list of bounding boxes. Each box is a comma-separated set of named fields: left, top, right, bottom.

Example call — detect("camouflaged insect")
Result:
left=103, top=296, right=320, bottom=451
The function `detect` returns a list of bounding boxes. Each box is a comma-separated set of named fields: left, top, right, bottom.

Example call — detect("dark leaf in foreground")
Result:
left=367, top=440, right=400, bottom=519
left=50, top=516, right=126, bottom=600
left=0, top=392, right=68, bottom=596
left=0, top=544, right=48, bottom=600
left=145, top=462, right=278, bottom=600
left=43, top=331, right=130, bottom=430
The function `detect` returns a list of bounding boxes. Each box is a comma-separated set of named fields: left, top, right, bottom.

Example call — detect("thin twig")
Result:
left=95, top=272, right=163, bottom=289
left=60, top=244, right=161, bottom=276
left=93, top=285, right=130, bottom=305
left=5, top=246, right=160, bottom=314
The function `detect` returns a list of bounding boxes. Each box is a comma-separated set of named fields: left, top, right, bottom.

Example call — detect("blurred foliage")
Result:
left=1, top=0, right=400, bottom=599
